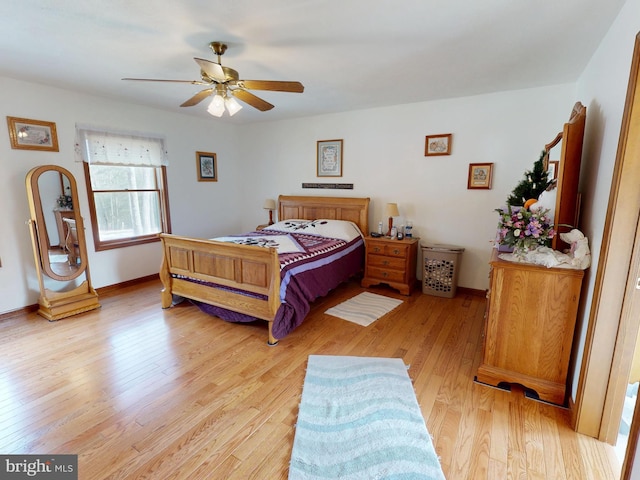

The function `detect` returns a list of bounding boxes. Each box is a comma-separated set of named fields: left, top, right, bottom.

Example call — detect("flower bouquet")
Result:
left=56, top=193, right=73, bottom=210
left=495, top=206, right=555, bottom=255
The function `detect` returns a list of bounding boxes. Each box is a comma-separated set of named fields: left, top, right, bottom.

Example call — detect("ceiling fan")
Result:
left=122, top=42, right=304, bottom=116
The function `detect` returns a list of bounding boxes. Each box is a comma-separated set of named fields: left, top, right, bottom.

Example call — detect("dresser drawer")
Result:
left=367, top=254, right=405, bottom=270
left=367, top=242, right=409, bottom=258
left=366, top=266, right=406, bottom=283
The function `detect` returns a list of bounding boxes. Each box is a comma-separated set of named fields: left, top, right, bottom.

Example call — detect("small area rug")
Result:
left=289, top=355, right=445, bottom=480
left=324, top=292, right=403, bottom=327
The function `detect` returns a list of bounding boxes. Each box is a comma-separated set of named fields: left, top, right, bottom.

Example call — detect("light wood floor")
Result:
left=1, top=278, right=621, bottom=479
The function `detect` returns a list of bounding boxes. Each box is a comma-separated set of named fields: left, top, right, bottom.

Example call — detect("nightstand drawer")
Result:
left=366, top=266, right=406, bottom=283
left=367, top=242, right=409, bottom=258
left=367, top=254, right=405, bottom=270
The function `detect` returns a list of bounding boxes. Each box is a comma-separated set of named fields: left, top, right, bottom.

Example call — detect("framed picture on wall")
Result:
left=425, top=133, right=452, bottom=156
left=196, top=151, right=217, bottom=182
left=6, top=116, right=59, bottom=151
left=467, top=163, right=493, bottom=189
left=317, top=139, right=343, bottom=177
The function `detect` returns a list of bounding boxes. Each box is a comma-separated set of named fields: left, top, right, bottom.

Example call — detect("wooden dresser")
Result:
left=361, top=236, right=419, bottom=295
left=476, top=250, right=584, bottom=405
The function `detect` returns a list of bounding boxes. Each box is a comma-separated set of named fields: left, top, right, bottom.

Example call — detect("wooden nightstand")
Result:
left=361, top=236, right=419, bottom=295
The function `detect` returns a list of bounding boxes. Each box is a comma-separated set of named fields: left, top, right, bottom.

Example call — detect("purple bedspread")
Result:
left=189, top=230, right=365, bottom=340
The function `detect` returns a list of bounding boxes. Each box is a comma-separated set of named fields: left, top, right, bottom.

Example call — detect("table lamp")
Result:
left=263, top=199, right=276, bottom=225
left=385, top=203, right=399, bottom=236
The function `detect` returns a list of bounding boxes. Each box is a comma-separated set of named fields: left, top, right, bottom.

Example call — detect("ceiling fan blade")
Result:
left=122, top=78, right=209, bottom=85
left=237, top=80, right=304, bottom=93
left=180, top=88, right=215, bottom=107
left=232, top=89, right=274, bottom=111
left=194, top=58, right=226, bottom=82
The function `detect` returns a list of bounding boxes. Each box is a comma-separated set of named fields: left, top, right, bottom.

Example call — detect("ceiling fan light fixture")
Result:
left=225, top=96, right=243, bottom=116
left=207, top=94, right=225, bottom=117
left=123, top=42, right=302, bottom=114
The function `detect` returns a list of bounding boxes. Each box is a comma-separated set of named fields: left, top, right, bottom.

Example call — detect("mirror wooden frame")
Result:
left=548, top=102, right=586, bottom=251
left=25, top=165, right=100, bottom=320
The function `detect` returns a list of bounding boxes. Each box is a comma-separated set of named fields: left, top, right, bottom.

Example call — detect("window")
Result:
left=76, top=127, right=171, bottom=250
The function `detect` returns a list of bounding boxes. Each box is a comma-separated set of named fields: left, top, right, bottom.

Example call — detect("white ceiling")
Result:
left=0, top=0, right=627, bottom=124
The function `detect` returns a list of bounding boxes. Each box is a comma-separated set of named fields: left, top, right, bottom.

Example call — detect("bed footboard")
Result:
left=159, top=233, right=281, bottom=345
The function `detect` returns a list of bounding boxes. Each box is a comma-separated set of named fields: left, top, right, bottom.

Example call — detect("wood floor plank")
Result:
left=459, top=408, right=492, bottom=480
left=539, top=403, right=568, bottom=480
left=0, top=278, right=621, bottom=479
left=489, top=387, right=511, bottom=466
left=443, top=405, right=466, bottom=464
left=447, top=405, right=476, bottom=479
left=578, top=432, right=619, bottom=480
left=523, top=396, right=547, bottom=478
left=507, top=395, right=528, bottom=479
left=488, top=458, right=508, bottom=479
left=555, top=407, right=592, bottom=480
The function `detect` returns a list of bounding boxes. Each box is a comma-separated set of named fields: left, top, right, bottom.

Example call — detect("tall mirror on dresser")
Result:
left=25, top=165, right=100, bottom=320
left=476, top=102, right=587, bottom=406
left=548, top=102, right=587, bottom=251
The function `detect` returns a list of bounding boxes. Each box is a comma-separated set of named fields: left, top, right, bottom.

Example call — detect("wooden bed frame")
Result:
left=159, top=195, right=370, bottom=345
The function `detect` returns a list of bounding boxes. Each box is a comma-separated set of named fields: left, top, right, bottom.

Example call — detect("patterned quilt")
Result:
left=187, top=226, right=365, bottom=340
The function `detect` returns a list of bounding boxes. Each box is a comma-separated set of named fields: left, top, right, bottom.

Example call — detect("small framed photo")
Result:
left=548, top=160, right=559, bottom=180
left=467, top=163, right=493, bottom=189
left=7, top=116, right=59, bottom=151
left=196, top=151, right=217, bottom=182
left=425, top=133, right=452, bottom=156
left=317, top=139, right=343, bottom=177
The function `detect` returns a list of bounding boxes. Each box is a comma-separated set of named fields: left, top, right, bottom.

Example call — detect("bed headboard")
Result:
left=277, top=195, right=370, bottom=235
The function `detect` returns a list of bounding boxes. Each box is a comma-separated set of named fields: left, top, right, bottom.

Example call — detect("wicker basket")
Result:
left=421, top=244, right=464, bottom=298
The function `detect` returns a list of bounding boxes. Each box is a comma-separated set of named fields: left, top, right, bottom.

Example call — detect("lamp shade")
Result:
left=385, top=203, right=400, bottom=217
left=225, top=96, right=243, bottom=116
left=207, top=95, right=225, bottom=117
left=263, top=199, right=276, bottom=210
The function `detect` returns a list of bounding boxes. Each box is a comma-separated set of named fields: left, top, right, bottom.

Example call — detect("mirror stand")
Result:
left=35, top=281, right=100, bottom=321
left=26, top=165, right=100, bottom=321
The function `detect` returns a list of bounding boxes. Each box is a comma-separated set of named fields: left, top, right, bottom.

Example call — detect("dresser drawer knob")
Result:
left=393, top=249, right=400, bottom=255
left=382, top=260, right=389, bottom=266
left=382, top=272, right=388, bottom=277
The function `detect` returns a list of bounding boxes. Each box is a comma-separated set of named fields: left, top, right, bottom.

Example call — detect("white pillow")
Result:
left=264, top=219, right=362, bottom=242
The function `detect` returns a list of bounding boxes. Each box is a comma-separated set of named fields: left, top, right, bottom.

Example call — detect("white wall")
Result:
left=0, top=73, right=580, bottom=315
left=239, top=85, right=576, bottom=290
left=0, top=77, right=242, bottom=313
left=572, top=0, right=640, bottom=397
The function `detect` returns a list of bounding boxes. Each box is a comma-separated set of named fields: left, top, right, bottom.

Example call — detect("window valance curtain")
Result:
left=75, top=124, right=168, bottom=166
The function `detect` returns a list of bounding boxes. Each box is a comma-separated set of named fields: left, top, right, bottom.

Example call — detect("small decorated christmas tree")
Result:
left=506, top=151, right=553, bottom=206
